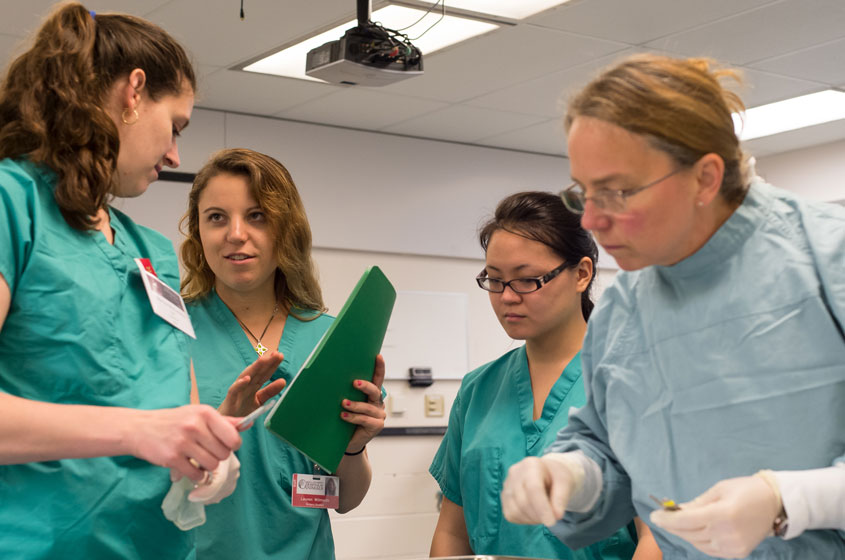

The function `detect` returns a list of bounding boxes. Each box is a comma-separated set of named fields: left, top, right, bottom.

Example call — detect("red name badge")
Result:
left=137, top=258, right=157, bottom=277
left=291, top=474, right=339, bottom=509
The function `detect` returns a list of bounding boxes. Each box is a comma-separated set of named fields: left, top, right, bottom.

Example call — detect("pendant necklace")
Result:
left=228, top=303, right=279, bottom=356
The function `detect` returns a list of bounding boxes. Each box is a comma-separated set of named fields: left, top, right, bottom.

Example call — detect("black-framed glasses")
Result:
left=559, top=167, right=684, bottom=214
left=476, top=262, right=570, bottom=294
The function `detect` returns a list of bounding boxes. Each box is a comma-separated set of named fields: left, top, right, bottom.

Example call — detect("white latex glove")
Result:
left=501, top=454, right=584, bottom=527
left=188, top=452, right=241, bottom=505
left=650, top=474, right=781, bottom=558
left=162, top=477, right=207, bottom=531
left=161, top=453, right=241, bottom=530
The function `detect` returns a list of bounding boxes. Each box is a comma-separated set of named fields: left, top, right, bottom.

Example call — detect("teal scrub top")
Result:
left=189, top=292, right=336, bottom=560
left=430, top=347, right=637, bottom=558
left=548, top=181, right=845, bottom=557
left=0, top=159, right=194, bottom=558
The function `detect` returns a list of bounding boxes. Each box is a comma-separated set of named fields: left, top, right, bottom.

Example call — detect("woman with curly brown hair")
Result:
left=181, top=148, right=386, bottom=560
left=0, top=4, right=273, bottom=557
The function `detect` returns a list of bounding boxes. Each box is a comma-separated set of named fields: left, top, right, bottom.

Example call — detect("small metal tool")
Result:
left=649, top=494, right=681, bottom=511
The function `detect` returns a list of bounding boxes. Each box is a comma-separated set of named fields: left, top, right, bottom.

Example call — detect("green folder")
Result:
left=264, top=266, right=396, bottom=473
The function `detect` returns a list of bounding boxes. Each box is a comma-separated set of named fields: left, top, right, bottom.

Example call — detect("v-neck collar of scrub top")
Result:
left=655, top=181, right=771, bottom=281
left=206, top=290, right=307, bottom=378
left=90, top=206, right=133, bottom=269
left=514, top=346, right=584, bottom=454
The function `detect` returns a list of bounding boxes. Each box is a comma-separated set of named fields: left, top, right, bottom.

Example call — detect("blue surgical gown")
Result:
left=547, top=181, right=845, bottom=558
left=0, top=159, right=194, bottom=558
left=430, top=347, right=637, bottom=558
left=189, top=292, right=337, bottom=560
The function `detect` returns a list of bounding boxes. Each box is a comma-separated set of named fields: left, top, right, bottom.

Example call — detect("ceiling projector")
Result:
left=305, top=2, right=423, bottom=86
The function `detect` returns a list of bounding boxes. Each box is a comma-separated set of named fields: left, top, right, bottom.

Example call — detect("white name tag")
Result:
left=135, top=258, right=196, bottom=339
left=291, top=473, right=339, bottom=509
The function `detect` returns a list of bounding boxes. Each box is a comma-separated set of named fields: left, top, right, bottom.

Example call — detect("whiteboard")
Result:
left=381, top=291, right=469, bottom=381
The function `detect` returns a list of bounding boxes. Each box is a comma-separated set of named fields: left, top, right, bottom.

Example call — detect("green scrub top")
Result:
left=189, top=292, right=336, bottom=560
left=430, top=347, right=637, bottom=559
left=0, top=159, right=194, bottom=558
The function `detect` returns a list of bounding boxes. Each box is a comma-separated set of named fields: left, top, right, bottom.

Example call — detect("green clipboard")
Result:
left=264, top=265, right=396, bottom=473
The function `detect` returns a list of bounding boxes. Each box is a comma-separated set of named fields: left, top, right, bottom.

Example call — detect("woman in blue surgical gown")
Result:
left=429, top=191, right=660, bottom=558
left=0, top=4, right=252, bottom=558
left=501, top=54, right=845, bottom=559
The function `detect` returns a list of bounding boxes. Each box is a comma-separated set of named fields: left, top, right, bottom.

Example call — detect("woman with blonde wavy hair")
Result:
left=0, top=3, right=268, bottom=558
left=181, top=148, right=386, bottom=560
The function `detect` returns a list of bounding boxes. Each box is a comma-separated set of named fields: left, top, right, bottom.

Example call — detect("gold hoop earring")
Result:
left=121, top=108, right=139, bottom=125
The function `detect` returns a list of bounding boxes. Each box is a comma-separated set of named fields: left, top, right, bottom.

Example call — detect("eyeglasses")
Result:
left=476, top=262, right=570, bottom=294
left=559, top=167, right=684, bottom=214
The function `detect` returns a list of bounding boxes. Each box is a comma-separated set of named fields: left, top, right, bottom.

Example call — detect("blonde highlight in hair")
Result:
left=565, top=54, right=749, bottom=204
left=180, top=149, right=325, bottom=319
left=0, top=2, right=195, bottom=230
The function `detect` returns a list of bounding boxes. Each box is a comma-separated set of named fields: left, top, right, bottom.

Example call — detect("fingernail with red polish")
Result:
left=355, top=380, right=362, bottom=387
left=342, top=412, right=349, bottom=418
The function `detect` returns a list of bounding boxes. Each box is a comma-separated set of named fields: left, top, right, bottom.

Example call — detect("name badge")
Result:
left=134, top=258, right=196, bottom=339
left=291, top=474, right=339, bottom=509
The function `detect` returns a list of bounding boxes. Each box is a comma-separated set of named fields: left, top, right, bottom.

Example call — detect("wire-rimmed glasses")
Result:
left=559, top=167, right=684, bottom=214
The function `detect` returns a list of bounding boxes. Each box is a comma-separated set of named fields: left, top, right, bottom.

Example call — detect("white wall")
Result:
left=755, top=139, right=845, bottom=202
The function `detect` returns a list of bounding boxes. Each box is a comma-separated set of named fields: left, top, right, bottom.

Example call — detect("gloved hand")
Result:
left=650, top=474, right=781, bottom=558
left=501, top=453, right=585, bottom=527
left=162, top=452, right=241, bottom=530
left=189, top=452, right=241, bottom=504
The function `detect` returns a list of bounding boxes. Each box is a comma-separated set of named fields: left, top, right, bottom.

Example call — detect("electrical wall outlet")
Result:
left=424, top=394, right=445, bottom=417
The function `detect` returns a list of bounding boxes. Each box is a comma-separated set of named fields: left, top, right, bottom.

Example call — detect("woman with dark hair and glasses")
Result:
left=502, top=54, right=845, bottom=559
left=428, top=191, right=660, bottom=559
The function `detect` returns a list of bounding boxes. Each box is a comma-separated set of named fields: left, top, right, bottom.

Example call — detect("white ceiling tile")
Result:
left=146, top=0, right=356, bottom=68
left=742, top=119, right=845, bottom=158
left=466, top=49, right=639, bottom=116
left=381, top=105, right=548, bottom=143
left=0, top=1, right=171, bottom=39
left=532, top=0, right=776, bottom=45
left=476, top=119, right=568, bottom=156
left=196, top=67, right=337, bottom=115
left=739, top=68, right=826, bottom=107
left=749, top=38, right=845, bottom=87
left=381, top=25, right=627, bottom=102
left=278, top=89, right=447, bottom=130
left=645, top=0, right=845, bottom=65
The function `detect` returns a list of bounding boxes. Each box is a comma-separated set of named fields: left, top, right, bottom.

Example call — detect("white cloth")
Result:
left=162, top=453, right=241, bottom=530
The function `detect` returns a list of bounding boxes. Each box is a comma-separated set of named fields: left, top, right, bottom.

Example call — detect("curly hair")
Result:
left=565, top=54, right=749, bottom=205
left=0, top=2, right=195, bottom=230
left=180, top=148, right=325, bottom=319
left=479, top=191, right=598, bottom=320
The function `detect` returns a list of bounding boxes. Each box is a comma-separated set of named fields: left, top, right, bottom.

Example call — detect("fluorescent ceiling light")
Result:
left=733, top=90, right=845, bottom=141
left=243, top=5, right=498, bottom=82
left=443, top=0, right=571, bottom=19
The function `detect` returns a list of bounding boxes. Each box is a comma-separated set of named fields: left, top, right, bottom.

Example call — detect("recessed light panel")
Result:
left=734, top=90, right=845, bottom=141
left=444, top=0, right=571, bottom=19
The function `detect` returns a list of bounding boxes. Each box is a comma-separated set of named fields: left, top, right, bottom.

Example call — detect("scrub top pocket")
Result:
left=459, top=446, right=503, bottom=545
